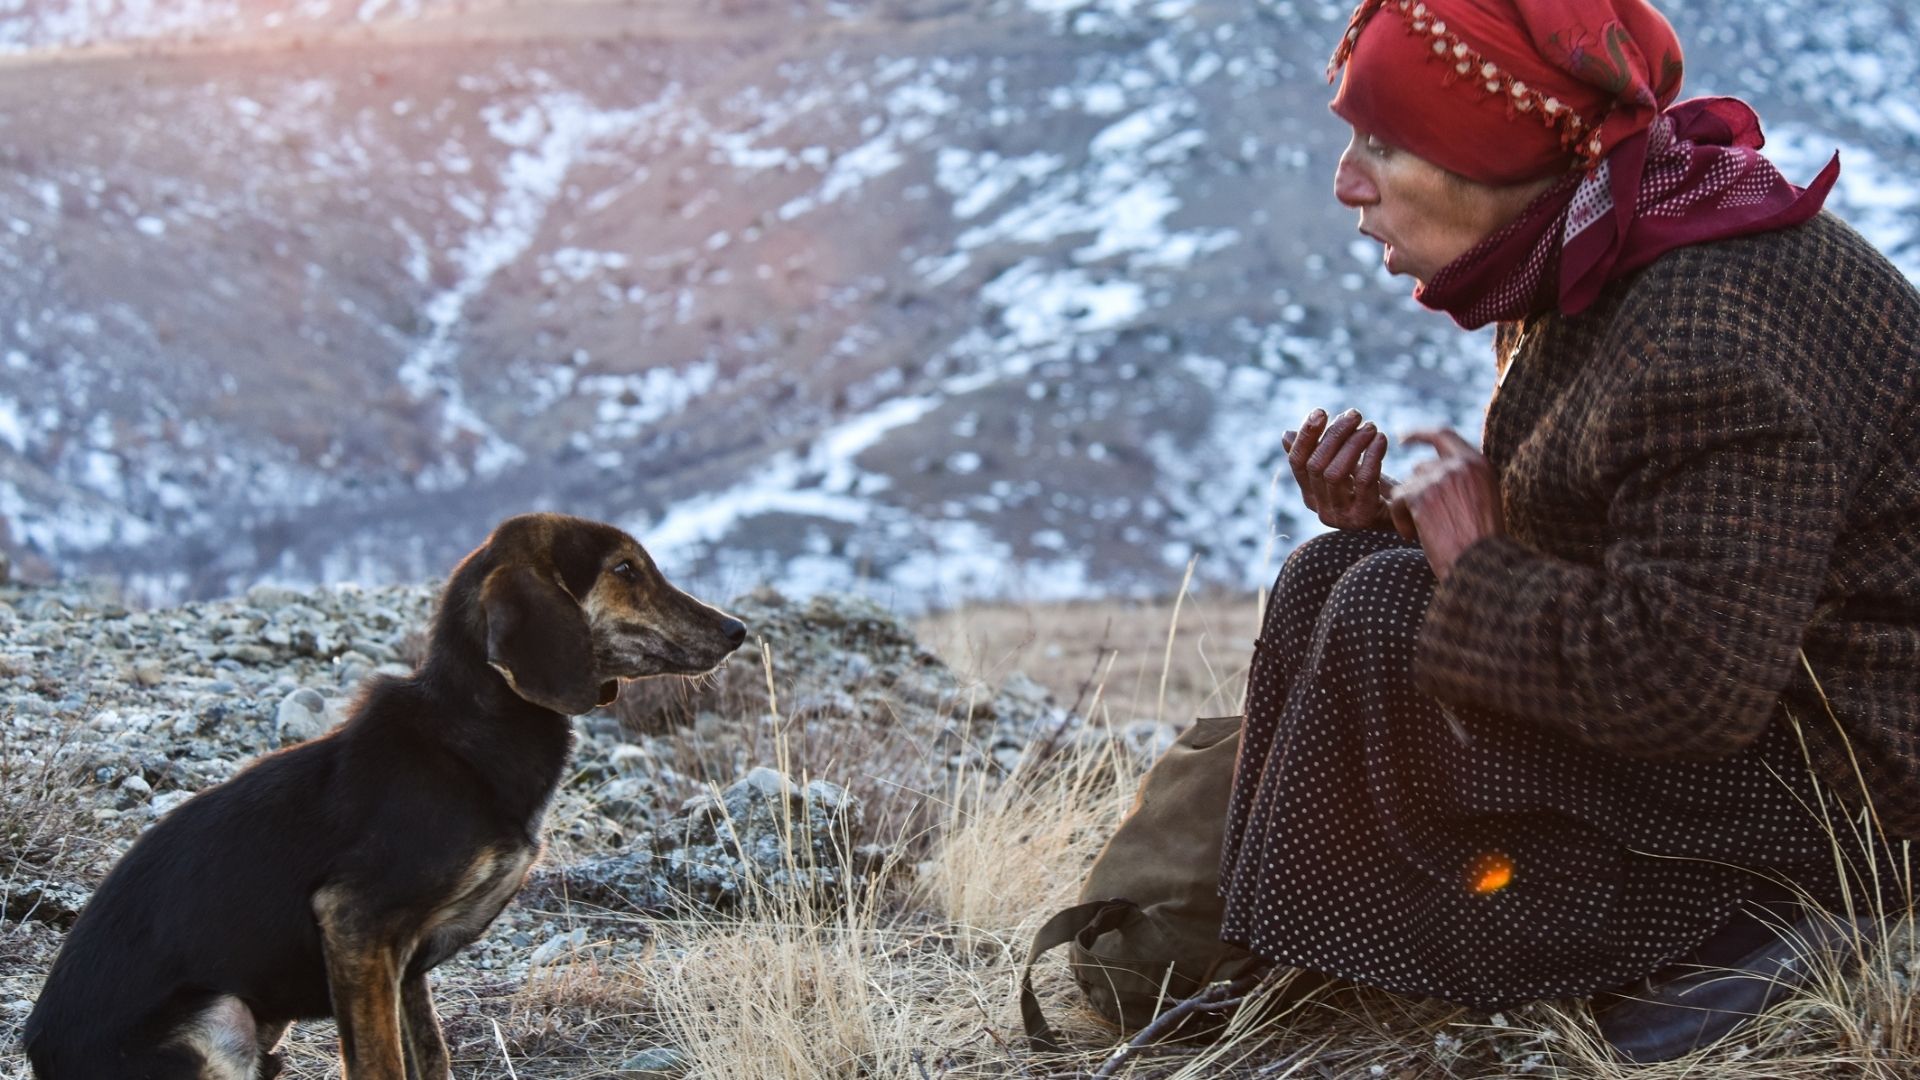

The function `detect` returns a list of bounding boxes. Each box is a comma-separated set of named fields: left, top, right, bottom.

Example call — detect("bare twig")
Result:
left=1067, top=616, right=1117, bottom=718
left=974, top=1023, right=1043, bottom=1079
left=490, top=1018, right=521, bottom=1080
left=1090, top=975, right=1263, bottom=1080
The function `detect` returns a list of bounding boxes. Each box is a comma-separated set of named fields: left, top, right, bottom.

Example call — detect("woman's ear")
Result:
left=480, top=563, right=602, bottom=715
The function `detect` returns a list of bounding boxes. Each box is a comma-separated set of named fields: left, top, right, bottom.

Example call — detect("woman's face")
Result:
left=1334, top=127, right=1544, bottom=284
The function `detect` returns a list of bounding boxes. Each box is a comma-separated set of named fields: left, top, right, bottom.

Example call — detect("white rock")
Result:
left=149, top=791, right=193, bottom=819
left=529, top=927, right=588, bottom=968
left=120, top=774, right=152, bottom=798
left=608, top=743, right=650, bottom=773
left=276, top=688, right=332, bottom=744
left=617, top=1047, right=691, bottom=1079
left=743, top=766, right=789, bottom=797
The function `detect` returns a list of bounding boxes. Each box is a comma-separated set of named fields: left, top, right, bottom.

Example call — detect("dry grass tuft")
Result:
left=555, top=584, right=1918, bottom=1079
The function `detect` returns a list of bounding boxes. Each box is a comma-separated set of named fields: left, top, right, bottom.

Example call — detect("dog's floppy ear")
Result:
left=481, top=563, right=603, bottom=715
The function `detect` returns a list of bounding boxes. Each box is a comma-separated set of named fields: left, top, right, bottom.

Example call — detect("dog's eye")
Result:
left=612, top=561, right=636, bottom=581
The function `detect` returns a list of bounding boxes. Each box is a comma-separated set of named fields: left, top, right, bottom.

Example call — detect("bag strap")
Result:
left=1020, top=898, right=1137, bottom=1054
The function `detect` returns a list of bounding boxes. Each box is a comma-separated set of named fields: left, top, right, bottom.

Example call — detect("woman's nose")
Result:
left=1334, top=150, right=1378, bottom=208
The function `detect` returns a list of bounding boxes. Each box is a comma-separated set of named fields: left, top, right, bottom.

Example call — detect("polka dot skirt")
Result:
left=1218, top=530, right=1847, bottom=1010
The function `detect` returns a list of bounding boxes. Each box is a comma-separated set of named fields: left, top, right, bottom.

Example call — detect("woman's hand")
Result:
left=1389, top=429, right=1504, bottom=580
left=1284, top=408, right=1408, bottom=536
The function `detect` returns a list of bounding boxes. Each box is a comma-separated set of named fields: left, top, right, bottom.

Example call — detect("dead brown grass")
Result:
left=914, top=590, right=1264, bottom=727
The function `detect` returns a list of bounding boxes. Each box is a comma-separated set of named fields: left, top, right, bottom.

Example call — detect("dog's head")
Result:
left=457, top=513, right=746, bottom=716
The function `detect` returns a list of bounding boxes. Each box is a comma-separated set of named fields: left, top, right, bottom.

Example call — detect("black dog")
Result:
left=23, top=513, right=745, bottom=1079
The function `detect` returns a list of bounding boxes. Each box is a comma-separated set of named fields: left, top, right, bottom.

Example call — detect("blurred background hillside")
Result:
left=1, top=0, right=1914, bottom=609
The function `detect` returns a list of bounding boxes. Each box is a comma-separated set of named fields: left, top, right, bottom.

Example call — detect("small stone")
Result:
left=608, top=744, right=649, bottom=774
left=246, top=584, right=305, bottom=609
left=616, top=1047, right=691, bottom=1079
left=8, top=694, right=50, bottom=717
left=841, top=651, right=873, bottom=680
left=131, top=658, right=165, bottom=687
left=742, top=766, right=788, bottom=797
left=2, top=879, right=91, bottom=928
left=120, top=774, right=152, bottom=798
left=150, top=791, right=193, bottom=819
left=529, top=927, right=588, bottom=968
left=275, top=688, right=332, bottom=745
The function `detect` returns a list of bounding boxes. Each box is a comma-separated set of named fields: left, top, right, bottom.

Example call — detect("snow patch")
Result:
left=981, top=261, right=1145, bottom=346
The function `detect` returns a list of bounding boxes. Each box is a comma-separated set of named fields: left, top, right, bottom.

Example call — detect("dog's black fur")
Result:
left=23, top=513, right=744, bottom=1079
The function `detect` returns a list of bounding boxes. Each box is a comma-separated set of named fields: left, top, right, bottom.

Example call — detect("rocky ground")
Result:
left=0, top=572, right=1145, bottom=1077
left=7, top=571, right=1914, bottom=1078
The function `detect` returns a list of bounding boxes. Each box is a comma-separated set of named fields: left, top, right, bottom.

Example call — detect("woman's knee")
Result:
left=1320, top=547, right=1435, bottom=636
left=1271, top=530, right=1411, bottom=601
left=1260, top=531, right=1419, bottom=651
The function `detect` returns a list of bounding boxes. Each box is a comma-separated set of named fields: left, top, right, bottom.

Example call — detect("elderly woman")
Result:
left=1218, top=0, right=1920, bottom=1063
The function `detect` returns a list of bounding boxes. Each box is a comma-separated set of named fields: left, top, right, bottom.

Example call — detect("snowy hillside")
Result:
left=0, top=0, right=1914, bottom=609
left=0, top=0, right=456, bottom=53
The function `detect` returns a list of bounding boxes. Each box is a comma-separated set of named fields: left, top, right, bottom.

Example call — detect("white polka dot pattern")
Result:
left=1217, top=530, right=1847, bottom=1010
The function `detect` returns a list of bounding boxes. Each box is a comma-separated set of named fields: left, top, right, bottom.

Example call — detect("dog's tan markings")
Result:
left=420, top=848, right=499, bottom=935
left=408, top=845, right=537, bottom=972
left=314, top=884, right=408, bottom=1080
left=487, top=660, right=527, bottom=696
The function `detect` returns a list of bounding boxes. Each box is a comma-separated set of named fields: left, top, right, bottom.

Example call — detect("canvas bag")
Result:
left=1020, top=713, right=1263, bottom=1050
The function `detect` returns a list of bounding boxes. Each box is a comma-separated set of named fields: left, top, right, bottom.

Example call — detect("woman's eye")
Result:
left=1365, top=134, right=1393, bottom=157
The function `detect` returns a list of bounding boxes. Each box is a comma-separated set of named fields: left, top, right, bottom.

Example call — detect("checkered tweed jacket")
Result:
left=1413, top=211, right=1920, bottom=841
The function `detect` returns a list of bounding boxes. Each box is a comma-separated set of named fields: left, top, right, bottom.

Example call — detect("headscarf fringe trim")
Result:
left=1328, top=0, right=1611, bottom=166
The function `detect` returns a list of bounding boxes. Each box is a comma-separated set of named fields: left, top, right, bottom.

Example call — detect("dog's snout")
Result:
left=720, top=617, right=747, bottom=649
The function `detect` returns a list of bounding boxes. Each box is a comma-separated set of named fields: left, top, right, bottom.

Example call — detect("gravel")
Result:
left=0, top=575, right=1098, bottom=1068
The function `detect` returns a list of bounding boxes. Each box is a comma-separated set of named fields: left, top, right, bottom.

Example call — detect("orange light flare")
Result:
left=1468, top=851, right=1514, bottom=895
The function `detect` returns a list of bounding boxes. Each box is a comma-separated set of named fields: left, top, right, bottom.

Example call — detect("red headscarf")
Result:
left=1327, top=0, right=1839, bottom=328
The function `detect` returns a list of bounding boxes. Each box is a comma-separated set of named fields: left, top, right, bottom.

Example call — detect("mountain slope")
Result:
left=0, top=0, right=1914, bottom=607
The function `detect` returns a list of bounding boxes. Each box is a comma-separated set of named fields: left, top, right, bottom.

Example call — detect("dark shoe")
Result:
left=1593, top=909, right=1882, bottom=1064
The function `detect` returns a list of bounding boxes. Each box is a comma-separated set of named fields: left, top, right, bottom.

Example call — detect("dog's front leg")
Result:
left=315, top=887, right=409, bottom=1080
left=400, top=971, right=451, bottom=1080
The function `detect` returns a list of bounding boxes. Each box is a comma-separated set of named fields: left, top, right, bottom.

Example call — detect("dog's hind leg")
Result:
left=399, top=972, right=452, bottom=1080
left=164, top=995, right=263, bottom=1080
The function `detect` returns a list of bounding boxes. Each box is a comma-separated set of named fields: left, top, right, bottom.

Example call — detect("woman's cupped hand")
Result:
left=1284, top=408, right=1409, bottom=536
left=1286, top=413, right=1505, bottom=580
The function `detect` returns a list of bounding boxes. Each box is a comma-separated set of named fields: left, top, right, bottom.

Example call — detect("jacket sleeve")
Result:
left=1412, top=350, right=1842, bottom=761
